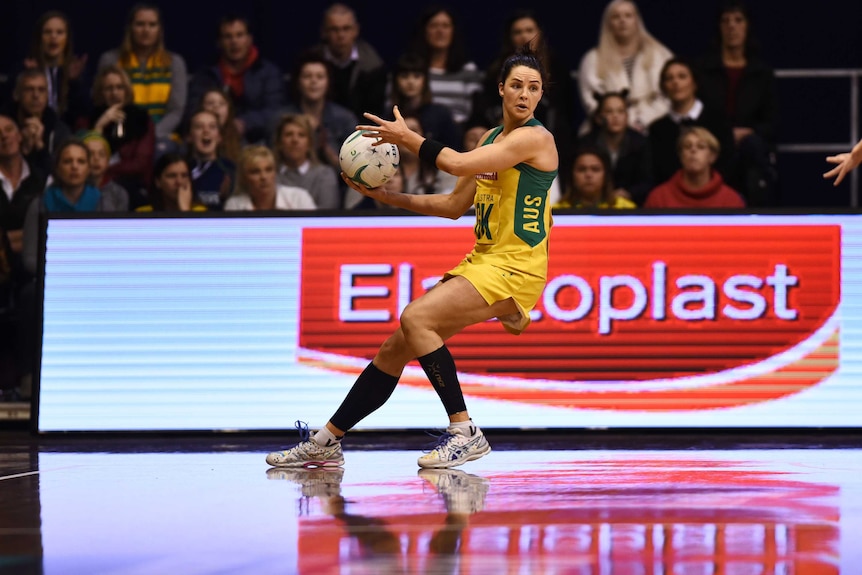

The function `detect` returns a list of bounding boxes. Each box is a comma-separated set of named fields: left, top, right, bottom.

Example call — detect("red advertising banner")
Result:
left=299, top=224, right=840, bottom=411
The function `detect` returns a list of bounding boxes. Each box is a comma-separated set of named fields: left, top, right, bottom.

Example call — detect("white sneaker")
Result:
left=266, top=421, right=344, bottom=468
left=417, top=426, right=491, bottom=469
left=419, top=468, right=489, bottom=514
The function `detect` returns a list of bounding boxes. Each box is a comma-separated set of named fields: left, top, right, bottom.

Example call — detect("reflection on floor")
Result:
left=1, top=435, right=860, bottom=574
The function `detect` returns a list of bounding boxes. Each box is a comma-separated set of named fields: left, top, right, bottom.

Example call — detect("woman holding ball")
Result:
left=266, top=42, right=558, bottom=470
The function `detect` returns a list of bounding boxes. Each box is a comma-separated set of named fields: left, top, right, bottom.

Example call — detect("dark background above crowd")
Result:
left=3, top=0, right=859, bottom=74
left=1, top=0, right=862, bottom=208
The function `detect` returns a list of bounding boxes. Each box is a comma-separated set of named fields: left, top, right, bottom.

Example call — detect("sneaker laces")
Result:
left=295, top=420, right=311, bottom=442
left=424, top=430, right=459, bottom=453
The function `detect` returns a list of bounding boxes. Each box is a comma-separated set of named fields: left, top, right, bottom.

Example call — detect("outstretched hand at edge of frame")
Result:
left=824, top=138, right=862, bottom=186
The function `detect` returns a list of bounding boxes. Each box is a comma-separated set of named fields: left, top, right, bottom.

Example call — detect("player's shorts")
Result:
left=443, top=260, right=545, bottom=335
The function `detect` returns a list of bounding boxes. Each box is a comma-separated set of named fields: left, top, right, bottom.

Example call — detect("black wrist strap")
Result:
left=418, top=138, right=446, bottom=166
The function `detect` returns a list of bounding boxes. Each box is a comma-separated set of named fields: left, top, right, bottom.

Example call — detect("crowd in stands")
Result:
left=0, top=0, right=782, bottom=400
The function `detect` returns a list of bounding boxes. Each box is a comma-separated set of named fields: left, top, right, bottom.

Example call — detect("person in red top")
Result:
left=185, top=14, right=284, bottom=146
left=644, top=125, right=745, bottom=209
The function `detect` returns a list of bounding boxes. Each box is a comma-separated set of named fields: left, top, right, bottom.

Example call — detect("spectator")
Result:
left=577, top=89, right=653, bottom=205
left=386, top=53, right=461, bottom=150
left=3, top=69, right=72, bottom=173
left=184, top=109, right=235, bottom=211
left=0, top=115, right=48, bottom=401
left=225, top=145, right=316, bottom=211
left=461, top=118, right=489, bottom=152
left=554, top=145, right=637, bottom=210
left=136, top=153, right=205, bottom=212
left=398, top=114, right=457, bottom=197
left=577, top=0, right=673, bottom=135
left=22, top=139, right=118, bottom=275
left=78, top=130, right=130, bottom=212
left=21, top=10, right=90, bottom=127
left=86, top=64, right=155, bottom=209
left=405, top=4, right=482, bottom=127
left=695, top=0, right=779, bottom=206
left=6, top=128, right=88, bottom=399
left=186, top=14, right=283, bottom=145
left=0, top=114, right=47, bottom=262
left=373, top=166, right=408, bottom=211
left=197, top=89, right=242, bottom=164
left=473, top=8, right=576, bottom=162
left=311, top=3, right=388, bottom=119
left=281, top=50, right=357, bottom=194
left=647, top=56, right=735, bottom=188
left=272, top=113, right=340, bottom=210
left=644, top=125, right=745, bottom=209
left=97, top=2, right=188, bottom=156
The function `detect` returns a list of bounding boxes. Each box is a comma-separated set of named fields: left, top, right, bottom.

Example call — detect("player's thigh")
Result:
left=403, top=276, right=518, bottom=334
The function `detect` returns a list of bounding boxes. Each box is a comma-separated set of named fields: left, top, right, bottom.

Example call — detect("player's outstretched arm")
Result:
left=359, top=106, right=555, bottom=178
left=341, top=173, right=477, bottom=220
left=824, top=137, right=862, bottom=186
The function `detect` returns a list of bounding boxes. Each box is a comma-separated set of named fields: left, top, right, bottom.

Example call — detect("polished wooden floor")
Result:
left=2, top=428, right=861, bottom=574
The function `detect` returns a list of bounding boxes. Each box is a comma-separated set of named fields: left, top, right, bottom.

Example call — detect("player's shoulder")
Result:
left=515, top=120, right=555, bottom=146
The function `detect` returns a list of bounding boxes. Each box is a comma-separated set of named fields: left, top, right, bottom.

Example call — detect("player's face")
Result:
left=573, top=153, right=605, bottom=199
left=244, top=157, right=276, bottom=198
left=278, top=123, right=310, bottom=163
left=156, top=161, right=190, bottom=201
left=298, top=63, right=329, bottom=102
left=499, top=65, right=543, bottom=121
left=41, top=17, right=67, bottom=61
left=598, top=95, right=628, bottom=134
left=679, top=133, right=716, bottom=173
left=131, top=9, right=160, bottom=50
left=189, top=112, right=221, bottom=159
left=84, top=140, right=108, bottom=180
left=56, top=145, right=90, bottom=188
left=425, top=11, right=454, bottom=51
left=608, top=1, right=638, bottom=44
left=720, top=10, right=748, bottom=50
left=661, top=63, right=696, bottom=105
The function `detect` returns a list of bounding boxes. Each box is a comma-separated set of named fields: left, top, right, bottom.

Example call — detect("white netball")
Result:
left=339, top=129, right=400, bottom=189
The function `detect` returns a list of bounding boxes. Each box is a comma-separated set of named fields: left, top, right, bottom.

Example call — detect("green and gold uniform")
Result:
left=443, top=119, right=557, bottom=335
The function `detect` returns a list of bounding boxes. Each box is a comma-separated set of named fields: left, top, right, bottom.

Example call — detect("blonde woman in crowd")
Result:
left=577, top=0, right=673, bottom=135
left=225, top=145, right=315, bottom=211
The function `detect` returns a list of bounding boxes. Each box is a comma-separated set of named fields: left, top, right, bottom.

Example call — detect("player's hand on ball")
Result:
left=341, top=172, right=377, bottom=198
left=357, top=106, right=410, bottom=146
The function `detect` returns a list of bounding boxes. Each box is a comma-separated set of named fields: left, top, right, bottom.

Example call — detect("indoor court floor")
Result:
left=1, top=429, right=861, bottom=574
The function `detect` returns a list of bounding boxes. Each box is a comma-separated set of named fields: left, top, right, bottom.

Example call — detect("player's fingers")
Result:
left=341, top=172, right=367, bottom=193
left=832, top=168, right=849, bottom=186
